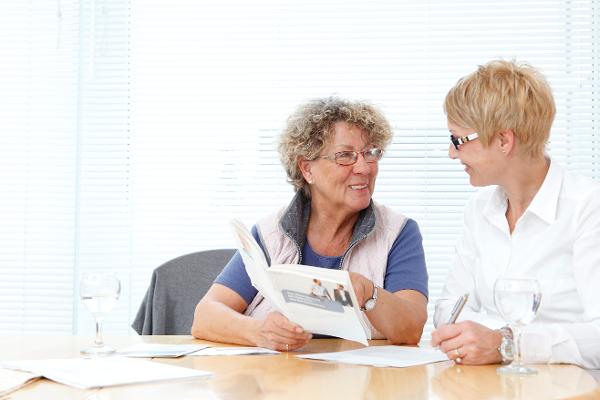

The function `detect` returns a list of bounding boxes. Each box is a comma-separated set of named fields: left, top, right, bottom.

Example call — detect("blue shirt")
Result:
left=215, top=218, right=428, bottom=305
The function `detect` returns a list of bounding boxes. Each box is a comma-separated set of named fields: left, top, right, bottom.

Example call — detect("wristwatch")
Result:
left=360, top=282, right=379, bottom=312
left=498, top=326, right=514, bottom=364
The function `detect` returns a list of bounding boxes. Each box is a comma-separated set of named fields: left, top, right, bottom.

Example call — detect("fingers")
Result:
left=439, top=338, right=464, bottom=358
left=259, top=312, right=312, bottom=351
left=271, top=336, right=311, bottom=352
left=432, top=323, right=467, bottom=363
left=268, top=312, right=311, bottom=340
left=431, top=323, right=462, bottom=347
left=433, top=322, right=499, bottom=365
left=451, top=347, right=464, bottom=363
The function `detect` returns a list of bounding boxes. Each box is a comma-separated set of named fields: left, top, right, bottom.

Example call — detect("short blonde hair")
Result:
left=444, top=60, right=555, bottom=158
left=279, top=97, right=392, bottom=196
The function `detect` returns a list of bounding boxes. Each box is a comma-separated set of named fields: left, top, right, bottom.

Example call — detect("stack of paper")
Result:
left=1, top=357, right=211, bottom=389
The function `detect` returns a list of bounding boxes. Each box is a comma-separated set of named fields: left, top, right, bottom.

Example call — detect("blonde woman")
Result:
left=432, top=60, right=600, bottom=368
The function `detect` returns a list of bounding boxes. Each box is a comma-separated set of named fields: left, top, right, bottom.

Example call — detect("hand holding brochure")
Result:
left=231, top=219, right=371, bottom=345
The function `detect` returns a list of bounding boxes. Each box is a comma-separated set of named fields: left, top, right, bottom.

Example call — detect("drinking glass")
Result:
left=493, top=278, right=542, bottom=375
left=80, top=272, right=121, bottom=356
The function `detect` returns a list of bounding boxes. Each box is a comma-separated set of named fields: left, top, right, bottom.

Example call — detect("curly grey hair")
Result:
left=278, top=97, right=393, bottom=197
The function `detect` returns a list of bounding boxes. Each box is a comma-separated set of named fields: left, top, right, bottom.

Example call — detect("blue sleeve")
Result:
left=383, top=218, right=429, bottom=298
left=213, top=225, right=262, bottom=305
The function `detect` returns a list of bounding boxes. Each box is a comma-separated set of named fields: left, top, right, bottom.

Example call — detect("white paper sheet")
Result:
left=0, top=368, right=40, bottom=398
left=1, top=357, right=211, bottom=389
left=118, top=343, right=209, bottom=358
left=188, top=346, right=279, bottom=356
left=296, top=345, right=449, bottom=368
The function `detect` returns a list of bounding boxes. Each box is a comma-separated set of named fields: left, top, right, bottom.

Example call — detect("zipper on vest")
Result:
left=283, top=230, right=303, bottom=264
left=338, top=233, right=368, bottom=270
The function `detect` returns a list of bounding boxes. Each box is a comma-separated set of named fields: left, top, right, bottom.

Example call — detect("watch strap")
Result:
left=497, top=326, right=514, bottom=364
left=360, top=281, right=378, bottom=311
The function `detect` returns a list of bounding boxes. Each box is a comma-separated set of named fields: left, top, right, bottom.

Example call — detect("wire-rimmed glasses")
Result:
left=319, top=148, right=384, bottom=166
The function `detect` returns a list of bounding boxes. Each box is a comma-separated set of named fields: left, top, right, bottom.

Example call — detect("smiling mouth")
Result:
left=350, top=184, right=368, bottom=190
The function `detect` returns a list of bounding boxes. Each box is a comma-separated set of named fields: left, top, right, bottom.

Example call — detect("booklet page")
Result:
left=268, top=264, right=370, bottom=345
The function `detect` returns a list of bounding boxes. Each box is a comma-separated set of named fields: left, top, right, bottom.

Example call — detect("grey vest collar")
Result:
left=279, top=191, right=377, bottom=261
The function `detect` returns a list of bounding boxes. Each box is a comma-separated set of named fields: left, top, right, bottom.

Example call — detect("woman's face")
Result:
left=448, top=119, right=505, bottom=187
left=302, top=121, right=378, bottom=216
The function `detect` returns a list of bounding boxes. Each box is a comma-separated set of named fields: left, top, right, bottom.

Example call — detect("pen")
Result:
left=446, top=293, right=469, bottom=324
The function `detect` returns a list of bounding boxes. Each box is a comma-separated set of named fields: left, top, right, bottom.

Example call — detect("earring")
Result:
left=308, top=179, right=313, bottom=184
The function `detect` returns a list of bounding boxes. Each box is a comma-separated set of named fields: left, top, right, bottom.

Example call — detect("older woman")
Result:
left=192, top=97, right=428, bottom=350
left=431, top=60, right=600, bottom=368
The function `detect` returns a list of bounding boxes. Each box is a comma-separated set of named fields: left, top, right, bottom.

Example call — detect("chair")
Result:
left=132, top=248, right=236, bottom=335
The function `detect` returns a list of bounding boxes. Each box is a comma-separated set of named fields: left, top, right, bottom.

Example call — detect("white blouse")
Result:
left=434, top=159, right=600, bottom=369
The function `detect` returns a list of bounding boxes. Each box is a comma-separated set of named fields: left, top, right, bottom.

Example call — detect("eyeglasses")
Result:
left=319, top=148, right=384, bottom=166
left=450, top=132, right=479, bottom=150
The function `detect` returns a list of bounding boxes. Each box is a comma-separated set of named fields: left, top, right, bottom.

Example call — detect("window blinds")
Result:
left=123, top=0, right=598, bottom=336
left=0, top=1, right=79, bottom=333
left=1, top=0, right=598, bottom=336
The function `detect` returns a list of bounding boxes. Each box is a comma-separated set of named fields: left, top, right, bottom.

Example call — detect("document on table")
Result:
left=118, top=343, right=210, bottom=358
left=296, top=345, right=449, bottom=368
left=0, top=368, right=40, bottom=398
left=188, top=346, right=279, bottom=356
left=1, top=356, right=211, bottom=389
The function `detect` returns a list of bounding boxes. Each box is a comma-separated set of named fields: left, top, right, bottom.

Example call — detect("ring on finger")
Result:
left=454, top=348, right=462, bottom=363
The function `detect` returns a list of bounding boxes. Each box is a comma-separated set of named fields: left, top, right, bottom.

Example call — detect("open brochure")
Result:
left=231, top=219, right=371, bottom=345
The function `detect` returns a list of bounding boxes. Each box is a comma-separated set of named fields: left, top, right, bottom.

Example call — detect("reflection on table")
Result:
left=0, top=336, right=598, bottom=399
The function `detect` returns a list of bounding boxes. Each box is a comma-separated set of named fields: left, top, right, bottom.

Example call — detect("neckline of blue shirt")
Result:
left=302, top=240, right=342, bottom=269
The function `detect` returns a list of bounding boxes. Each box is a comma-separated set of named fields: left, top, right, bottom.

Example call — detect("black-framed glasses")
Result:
left=319, top=148, right=384, bottom=166
left=450, top=132, right=479, bottom=150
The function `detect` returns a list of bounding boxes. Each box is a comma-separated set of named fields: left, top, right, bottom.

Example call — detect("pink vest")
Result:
left=244, top=201, right=406, bottom=339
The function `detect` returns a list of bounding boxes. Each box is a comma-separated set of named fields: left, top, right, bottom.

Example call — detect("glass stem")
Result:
left=511, top=324, right=523, bottom=367
left=94, top=317, right=104, bottom=347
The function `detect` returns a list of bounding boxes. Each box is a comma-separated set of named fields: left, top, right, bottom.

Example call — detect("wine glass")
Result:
left=80, top=272, right=121, bottom=356
left=493, top=278, right=542, bottom=375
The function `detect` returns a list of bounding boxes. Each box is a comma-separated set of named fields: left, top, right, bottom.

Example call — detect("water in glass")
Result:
left=494, top=278, right=542, bottom=375
left=80, top=272, right=121, bottom=356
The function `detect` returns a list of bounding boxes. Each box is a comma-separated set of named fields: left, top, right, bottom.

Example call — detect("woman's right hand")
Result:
left=254, top=311, right=312, bottom=351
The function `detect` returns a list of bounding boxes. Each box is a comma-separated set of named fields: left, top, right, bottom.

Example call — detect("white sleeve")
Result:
left=521, top=188, right=600, bottom=369
left=433, top=196, right=503, bottom=328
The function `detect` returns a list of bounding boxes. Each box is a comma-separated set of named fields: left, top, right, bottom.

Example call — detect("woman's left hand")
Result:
left=431, top=321, right=503, bottom=365
left=348, top=272, right=374, bottom=307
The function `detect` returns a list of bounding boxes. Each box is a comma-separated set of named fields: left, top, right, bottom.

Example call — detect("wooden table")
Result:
left=1, top=335, right=598, bottom=399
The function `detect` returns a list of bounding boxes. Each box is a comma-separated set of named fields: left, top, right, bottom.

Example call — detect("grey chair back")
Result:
left=132, top=248, right=236, bottom=335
